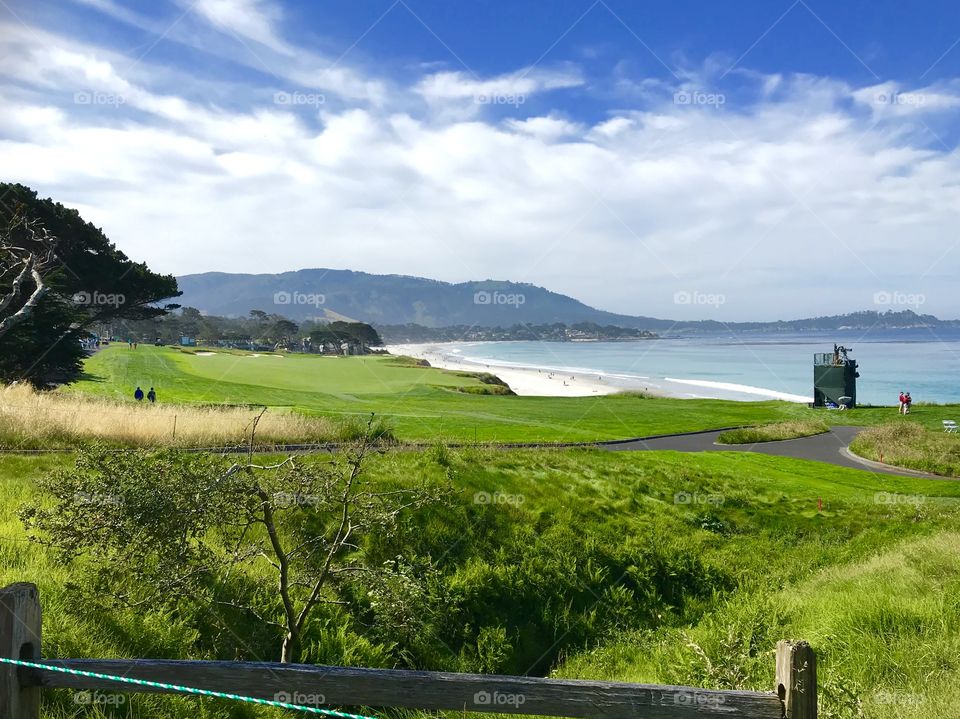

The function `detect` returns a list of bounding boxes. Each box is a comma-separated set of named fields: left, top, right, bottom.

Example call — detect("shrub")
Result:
left=718, top=420, right=828, bottom=444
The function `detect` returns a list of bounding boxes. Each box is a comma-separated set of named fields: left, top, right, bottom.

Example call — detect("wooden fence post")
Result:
left=0, top=583, right=42, bottom=719
left=776, top=640, right=816, bottom=719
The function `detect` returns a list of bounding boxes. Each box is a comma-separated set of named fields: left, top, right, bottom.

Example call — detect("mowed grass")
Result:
left=63, top=345, right=960, bottom=443
left=69, top=346, right=483, bottom=400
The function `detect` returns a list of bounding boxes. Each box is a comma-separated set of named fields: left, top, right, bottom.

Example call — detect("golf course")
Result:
left=53, top=344, right=960, bottom=444
left=2, top=343, right=960, bottom=719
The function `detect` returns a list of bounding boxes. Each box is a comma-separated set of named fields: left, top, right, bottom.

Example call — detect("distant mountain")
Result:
left=176, top=269, right=960, bottom=332
left=705, top=309, right=960, bottom=332
left=175, top=269, right=655, bottom=328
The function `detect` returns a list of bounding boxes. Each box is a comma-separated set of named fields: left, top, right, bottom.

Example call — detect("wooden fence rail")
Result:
left=0, top=583, right=817, bottom=719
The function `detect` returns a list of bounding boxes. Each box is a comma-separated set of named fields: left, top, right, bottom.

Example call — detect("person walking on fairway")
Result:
left=134, top=386, right=144, bottom=402
left=147, top=387, right=156, bottom=404
left=898, top=391, right=906, bottom=414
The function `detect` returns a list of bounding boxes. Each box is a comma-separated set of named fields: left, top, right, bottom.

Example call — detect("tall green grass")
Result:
left=5, top=448, right=960, bottom=718
left=851, top=423, right=960, bottom=476
left=718, top=420, right=829, bottom=444
left=557, top=531, right=960, bottom=718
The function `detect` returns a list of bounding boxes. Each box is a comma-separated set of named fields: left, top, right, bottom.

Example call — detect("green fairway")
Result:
left=70, top=345, right=483, bottom=400
left=65, top=344, right=960, bottom=443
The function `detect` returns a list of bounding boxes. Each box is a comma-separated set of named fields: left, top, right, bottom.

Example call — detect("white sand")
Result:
left=195, top=351, right=217, bottom=356
left=388, top=344, right=619, bottom=397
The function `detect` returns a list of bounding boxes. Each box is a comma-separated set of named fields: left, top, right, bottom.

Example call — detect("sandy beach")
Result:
left=387, top=344, right=623, bottom=397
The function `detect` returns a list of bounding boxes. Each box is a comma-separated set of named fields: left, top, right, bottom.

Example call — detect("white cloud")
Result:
left=3, top=17, right=960, bottom=320
left=416, top=67, right=584, bottom=103
left=505, top=116, right=582, bottom=141
left=189, top=0, right=291, bottom=55
left=588, top=116, right=635, bottom=139
left=853, top=81, right=960, bottom=117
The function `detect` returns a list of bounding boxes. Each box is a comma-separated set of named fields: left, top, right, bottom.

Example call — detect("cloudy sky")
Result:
left=2, top=0, right=960, bottom=320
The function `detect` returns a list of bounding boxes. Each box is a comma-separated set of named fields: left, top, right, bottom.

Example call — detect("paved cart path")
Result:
left=606, top=425, right=945, bottom=478
left=3, top=425, right=947, bottom=479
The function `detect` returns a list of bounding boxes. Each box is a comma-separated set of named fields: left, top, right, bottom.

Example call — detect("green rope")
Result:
left=0, top=657, right=377, bottom=718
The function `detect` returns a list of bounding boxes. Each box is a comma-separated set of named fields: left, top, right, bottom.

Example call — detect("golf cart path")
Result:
left=2, top=425, right=946, bottom=478
left=606, top=425, right=945, bottom=479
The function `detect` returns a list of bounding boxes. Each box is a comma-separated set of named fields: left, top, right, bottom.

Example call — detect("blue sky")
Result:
left=3, top=0, right=960, bottom=320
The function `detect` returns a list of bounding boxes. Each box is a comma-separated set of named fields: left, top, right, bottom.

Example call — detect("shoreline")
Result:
left=387, top=342, right=812, bottom=402
left=388, top=343, right=625, bottom=397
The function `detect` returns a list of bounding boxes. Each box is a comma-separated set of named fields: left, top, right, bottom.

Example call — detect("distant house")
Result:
left=180, top=336, right=197, bottom=347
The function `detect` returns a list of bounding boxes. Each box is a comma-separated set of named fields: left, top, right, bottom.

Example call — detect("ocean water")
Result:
left=437, top=329, right=960, bottom=405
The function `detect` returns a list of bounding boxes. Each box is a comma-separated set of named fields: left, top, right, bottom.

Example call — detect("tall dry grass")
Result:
left=0, top=384, right=342, bottom=449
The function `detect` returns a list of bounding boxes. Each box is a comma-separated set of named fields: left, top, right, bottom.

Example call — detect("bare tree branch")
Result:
left=0, top=212, right=59, bottom=340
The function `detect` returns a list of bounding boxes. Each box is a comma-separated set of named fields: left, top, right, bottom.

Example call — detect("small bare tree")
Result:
left=22, top=416, right=448, bottom=663
left=0, top=209, right=59, bottom=340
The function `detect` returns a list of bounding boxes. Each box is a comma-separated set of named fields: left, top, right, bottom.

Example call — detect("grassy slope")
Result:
left=4, top=448, right=960, bottom=717
left=63, top=345, right=960, bottom=443
left=557, top=531, right=960, bottom=719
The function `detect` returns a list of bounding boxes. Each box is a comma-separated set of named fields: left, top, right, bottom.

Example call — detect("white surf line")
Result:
left=664, top=377, right=809, bottom=403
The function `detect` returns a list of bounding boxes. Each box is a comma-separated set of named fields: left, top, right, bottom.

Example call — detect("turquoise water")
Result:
left=441, top=329, right=960, bottom=405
